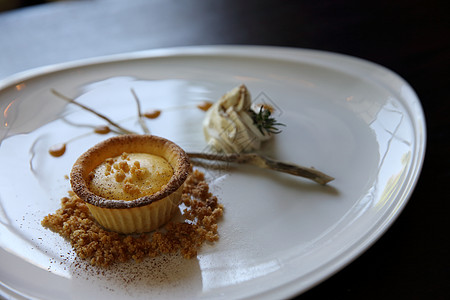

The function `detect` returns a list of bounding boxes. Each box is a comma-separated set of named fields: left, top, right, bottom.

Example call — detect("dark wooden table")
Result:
left=1, top=0, right=448, bottom=299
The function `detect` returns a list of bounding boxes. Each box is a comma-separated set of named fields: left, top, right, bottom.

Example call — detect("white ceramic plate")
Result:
left=0, top=46, right=425, bottom=299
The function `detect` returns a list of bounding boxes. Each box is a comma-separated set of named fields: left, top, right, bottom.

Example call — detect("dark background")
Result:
left=1, top=0, right=449, bottom=299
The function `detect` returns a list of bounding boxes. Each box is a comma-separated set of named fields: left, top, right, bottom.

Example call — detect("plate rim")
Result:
left=0, top=45, right=427, bottom=300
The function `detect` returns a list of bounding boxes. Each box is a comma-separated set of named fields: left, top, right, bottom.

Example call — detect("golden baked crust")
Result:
left=70, top=134, right=190, bottom=209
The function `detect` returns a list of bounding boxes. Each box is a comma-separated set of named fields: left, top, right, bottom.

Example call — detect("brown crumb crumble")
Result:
left=41, top=168, right=223, bottom=267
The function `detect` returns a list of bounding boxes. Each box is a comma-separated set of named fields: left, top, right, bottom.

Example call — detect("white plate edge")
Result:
left=0, top=45, right=427, bottom=300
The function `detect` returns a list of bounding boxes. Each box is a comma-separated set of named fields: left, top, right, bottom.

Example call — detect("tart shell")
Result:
left=70, top=134, right=190, bottom=233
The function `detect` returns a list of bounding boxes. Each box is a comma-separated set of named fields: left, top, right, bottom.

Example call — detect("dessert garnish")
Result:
left=51, top=89, right=136, bottom=135
left=50, top=86, right=334, bottom=184
left=188, top=152, right=334, bottom=185
left=93, top=125, right=111, bottom=134
left=131, top=88, right=150, bottom=134
left=48, top=143, right=66, bottom=157
left=197, top=101, right=213, bottom=111
left=143, top=109, right=161, bottom=119
left=203, top=84, right=285, bottom=153
left=200, top=84, right=333, bottom=184
left=249, top=105, right=285, bottom=136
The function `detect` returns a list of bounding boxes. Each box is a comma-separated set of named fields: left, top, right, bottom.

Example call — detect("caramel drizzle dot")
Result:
left=197, top=101, right=213, bottom=111
left=49, top=143, right=66, bottom=157
left=94, top=125, right=111, bottom=134
left=144, top=110, right=161, bottom=119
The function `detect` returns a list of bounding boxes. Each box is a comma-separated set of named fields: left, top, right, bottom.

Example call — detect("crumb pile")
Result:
left=41, top=169, right=223, bottom=267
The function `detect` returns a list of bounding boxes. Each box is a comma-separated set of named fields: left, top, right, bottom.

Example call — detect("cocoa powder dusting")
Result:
left=41, top=168, right=223, bottom=267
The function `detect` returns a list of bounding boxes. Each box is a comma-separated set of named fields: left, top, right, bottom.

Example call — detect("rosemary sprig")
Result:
left=249, top=106, right=285, bottom=135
